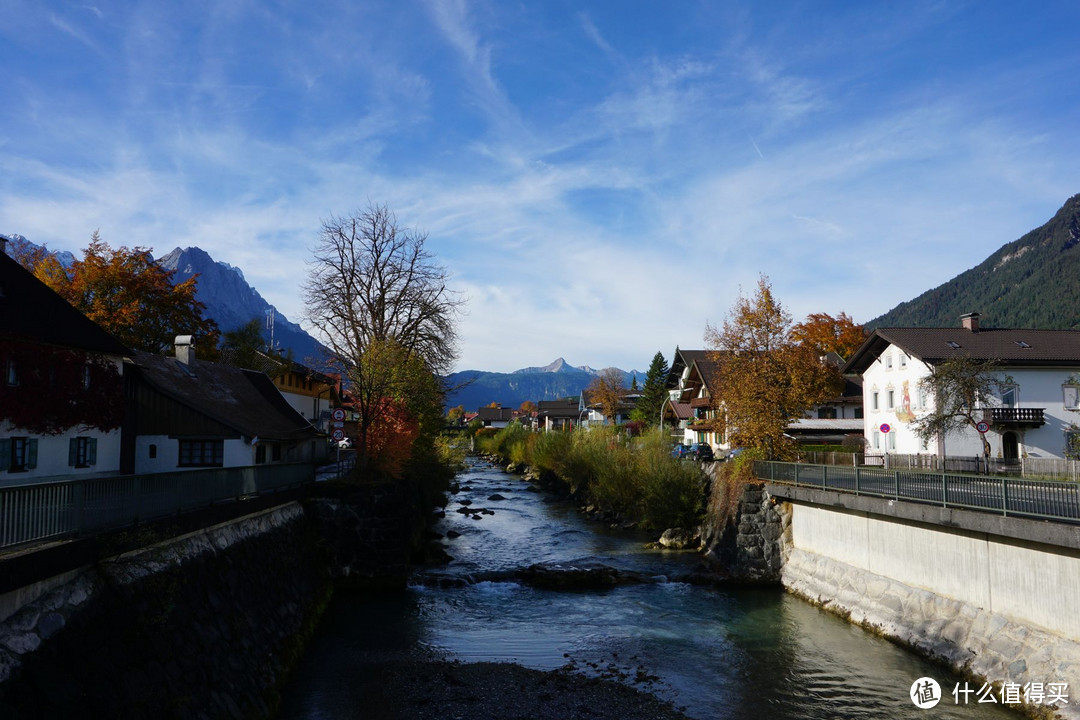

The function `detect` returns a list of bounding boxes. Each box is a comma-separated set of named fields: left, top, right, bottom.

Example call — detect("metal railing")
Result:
left=755, top=460, right=1080, bottom=524
left=0, top=463, right=314, bottom=550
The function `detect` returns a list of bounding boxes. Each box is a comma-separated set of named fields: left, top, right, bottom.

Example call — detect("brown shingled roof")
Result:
left=844, top=327, right=1080, bottom=374
left=130, top=350, right=319, bottom=441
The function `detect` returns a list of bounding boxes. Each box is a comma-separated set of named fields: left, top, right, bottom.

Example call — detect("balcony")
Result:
left=988, top=407, right=1046, bottom=427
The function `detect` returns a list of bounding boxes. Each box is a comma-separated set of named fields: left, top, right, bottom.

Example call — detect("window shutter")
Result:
left=88, top=438, right=98, bottom=466
left=69, top=438, right=78, bottom=467
left=27, top=439, right=38, bottom=469
left=0, top=439, right=9, bottom=471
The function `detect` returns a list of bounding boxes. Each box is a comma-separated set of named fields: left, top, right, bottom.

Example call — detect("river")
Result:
left=282, top=458, right=1019, bottom=719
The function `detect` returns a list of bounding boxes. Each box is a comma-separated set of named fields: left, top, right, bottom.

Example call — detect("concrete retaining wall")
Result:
left=782, top=500, right=1080, bottom=719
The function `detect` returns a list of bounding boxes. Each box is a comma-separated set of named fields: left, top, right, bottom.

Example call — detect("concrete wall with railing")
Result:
left=790, top=502, right=1080, bottom=638
left=772, top=484, right=1080, bottom=719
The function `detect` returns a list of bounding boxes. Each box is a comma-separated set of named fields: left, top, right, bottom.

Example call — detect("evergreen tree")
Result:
left=633, top=351, right=670, bottom=425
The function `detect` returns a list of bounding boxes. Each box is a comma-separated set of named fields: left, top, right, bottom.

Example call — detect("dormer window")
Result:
left=946, top=341, right=961, bottom=349
left=1015, top=341, right=1031, bottom=349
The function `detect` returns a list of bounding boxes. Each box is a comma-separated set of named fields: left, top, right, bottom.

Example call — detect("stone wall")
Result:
left=0, top=479, right=424, bottom=719
left=700, top=471, right=791, bottom=581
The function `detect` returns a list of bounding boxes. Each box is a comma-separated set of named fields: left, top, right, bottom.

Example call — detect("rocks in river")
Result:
left=518, top=563, right=648, bottom=591
left=445, top=530, right=461, bottom=539
left=460, top=486, right=474, bottom=492
left=459, top=499, right=473, bottom=507
left=471, top=514, right=482, bottom=520
left=651, top=528, right=702, bottom=550
left=487, top=494, right=507, bottom=501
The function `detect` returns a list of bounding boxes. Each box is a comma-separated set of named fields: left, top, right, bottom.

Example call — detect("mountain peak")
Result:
left=513, top=357, right=589, bottom=374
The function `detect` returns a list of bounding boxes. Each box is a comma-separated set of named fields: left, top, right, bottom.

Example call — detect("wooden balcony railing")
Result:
left=989, top=407, right=1045, bottom=425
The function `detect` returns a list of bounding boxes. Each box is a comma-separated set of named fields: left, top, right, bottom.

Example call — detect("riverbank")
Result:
left=336, top=658, right=691, bottom=719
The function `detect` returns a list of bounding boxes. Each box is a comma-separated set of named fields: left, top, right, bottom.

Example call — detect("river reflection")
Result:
left=282, top=458, right=1020, bottom=719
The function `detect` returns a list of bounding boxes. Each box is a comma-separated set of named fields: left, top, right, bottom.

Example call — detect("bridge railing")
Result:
left=755, top=460, right=1080, bottom=524
left=0, top=463, right=314, bottom=550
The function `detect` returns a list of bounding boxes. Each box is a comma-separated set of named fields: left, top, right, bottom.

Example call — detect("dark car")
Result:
left=671, top=443, right=691, bottom=459
left=689, top=443, right=714, bottom=462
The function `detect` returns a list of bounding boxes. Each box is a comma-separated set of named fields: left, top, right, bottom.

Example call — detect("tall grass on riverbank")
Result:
left=476, top=424, right=704, bottom=530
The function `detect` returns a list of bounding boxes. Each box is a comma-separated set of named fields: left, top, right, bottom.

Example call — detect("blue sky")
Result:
left=3, top=1, right=1080, bottom=373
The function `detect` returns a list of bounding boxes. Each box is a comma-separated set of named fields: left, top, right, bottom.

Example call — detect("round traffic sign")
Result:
left=879, top=423, right=891, bottom=434
left=976, top=421, right=990, bottom=434
left=332, top=408, right=346, bottom=422
left=331, top=429, right=344, bottom=441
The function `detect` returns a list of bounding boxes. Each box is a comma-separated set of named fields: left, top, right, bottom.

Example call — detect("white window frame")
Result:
left=1064, top=385, right=1080, bottom=411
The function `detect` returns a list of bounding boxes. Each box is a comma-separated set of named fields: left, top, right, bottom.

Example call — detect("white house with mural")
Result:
left=842, top=313, right=1080, bottom=462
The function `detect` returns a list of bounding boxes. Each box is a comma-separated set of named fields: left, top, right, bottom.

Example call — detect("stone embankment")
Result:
left=0, top=479, right=423, bottom=720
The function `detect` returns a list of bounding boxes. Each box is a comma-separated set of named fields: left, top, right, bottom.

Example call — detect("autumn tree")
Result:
left=22, top=232, right=219, bottom=355
left=519, top=400, right=538, bottom=414
left=447, top=405, right=466, bottom=425
left=911, top=356, right=1003, bottom=458
left=302, top=204, right=463, bottom=475
left=705, top=275, right=837, bottom=459
left=586, top=368, right=629, bottom=425
left=631, top=351, right=670, bottom=425
left=791, top=312, right=866, bottom=360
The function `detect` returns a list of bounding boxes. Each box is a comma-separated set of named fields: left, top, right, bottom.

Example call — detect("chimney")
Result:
left=175, top=335, right=196, bottom=366
left=960, top=312, right=981, bottom=333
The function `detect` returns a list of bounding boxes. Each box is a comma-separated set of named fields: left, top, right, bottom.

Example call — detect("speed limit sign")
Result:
left=332, top=407, right=346, bottom=422
left=332, top=429, right=344, bottom=441
left=976, top=421, right=990, bottom=434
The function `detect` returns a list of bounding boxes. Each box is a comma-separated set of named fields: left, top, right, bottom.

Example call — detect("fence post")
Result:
left=1001, top=477, right=1008, bottom=517
left=854, top=465, right=859, bottom=496
left=894, top=470, right=900, bottom=499
left=73, top=480, right=85, bottom=537
left=941, top=472, right=947, bottom=507
left=794, top=462, right=800, bottom=487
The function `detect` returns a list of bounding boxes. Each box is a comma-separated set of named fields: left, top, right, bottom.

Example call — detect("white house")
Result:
left=126, top=337, right=326, bottom=473
left=842, top=313, right=1080, bottom=461
left=0, top=238, right=133, bottom=483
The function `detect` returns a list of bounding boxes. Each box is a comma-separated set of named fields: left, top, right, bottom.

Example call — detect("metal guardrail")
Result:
left=0, top=463, right=315, bottom=550
left=755, top=460, right=1080, bottom=524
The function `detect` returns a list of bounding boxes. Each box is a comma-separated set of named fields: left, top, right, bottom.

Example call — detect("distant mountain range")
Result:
left=158, top=247, right=325, bottom=363
left=445, top=359, right=640, bottom=412
left=5, top=236, right=326, bottom=364
left=869, top=194, right=1080, bottom=330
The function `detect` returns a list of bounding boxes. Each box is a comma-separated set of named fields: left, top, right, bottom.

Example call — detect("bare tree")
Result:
left=912, top=356, right=1003, bottom=460
left=303, top=204, right=463, bottom=375
left=302, top=204, right=464, bottom=473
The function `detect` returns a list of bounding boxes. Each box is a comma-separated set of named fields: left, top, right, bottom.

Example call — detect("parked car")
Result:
left=337, top=438, right=353, bottom=449
left=671, top=443, right=691, bottom=459
left=688, top=443, right=714, bottom=462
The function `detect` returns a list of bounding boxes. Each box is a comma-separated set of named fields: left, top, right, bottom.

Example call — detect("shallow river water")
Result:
left=282, top=458, right=1019, bottom=719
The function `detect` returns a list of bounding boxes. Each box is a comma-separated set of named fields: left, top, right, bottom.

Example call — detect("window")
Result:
left=887, top=390, right=895, bottom=410
left=149, top=444, right=157, bottom=459
left=271, top=442, right=282, bottom=462
left=1065, top=385, right=1080, bottom=411
left=178, top=439, right=224, bottom=467
left=888, top=433, right=896, bottom=450
left=899, top=354, right=907, bottom=368
left=885, top=354, right=893, bottom=370
left=855, top=407, right=864, bottom=419
left=917, top=386, right=927, bottom=409
left=5, top=360, right=17, bottom=387
left=871, top=391, right=879, bottom=411
left=82, top=365, right=91, bottom=390
left=818, top=407, right=837, bottom=419
left=256, top=444, right=267, bottom=464
left=1000, top=385, right=1018, bottom=408
left=872, top=431, right=880, bottom=449
left=1, top=437, right=37, bottom=472
left=68, top=437, right=97, bottom=468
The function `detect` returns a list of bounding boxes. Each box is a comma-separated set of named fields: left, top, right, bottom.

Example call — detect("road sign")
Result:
left=976, top=421, right=990, bottom=434
left=332, top=429, right=344, bottom=441
left=879, top=423, right=891, bottom=434
left=332, top=408, right=346, bottom=422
